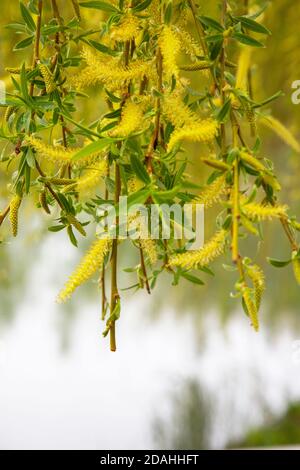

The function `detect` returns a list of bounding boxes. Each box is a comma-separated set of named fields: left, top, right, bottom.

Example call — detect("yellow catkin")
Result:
left=127, top=177, right=144, bottom=194
left=167, top=120, right=219, bottom=152
left=159, top=25, right=181, bottom=79
left=48, top=178, right=76, bottom=186
left=74, top=47, right=152, bottom=89
left=242, top=202, right=288, bottom=221
left=9, top=195, right=22, bottom=237
left=180, top=61, right=212, bottom=72
left=140, top=238, right=158, bottom=265
left=5, top=67, right=32, bottom=74
left=57, top=237, right=111, bottom=302
left=243, top=287, right=259, bottom=332
left=236, top=46, right=252, bottom=91
left=201, top=157, right=230, bottom=172
left=39, top=190, right=51, bottom=214
left=169, top=229, right=227, bottom=269
left=247, top=264, right=265, bottom=310
left=260, top=115, right=300, bottom=153
left=163, top=94, right=195, bottom=128
left=245, top=104, right=257, bottom=135
left=292, top=255, right=300, bottom=285
left=111, top=14, right=141, bottom=42
left=175, top=28, right=202, bottom=59
left=195, top=174, right=227, bottom=208
left=109, top=101, right=144, bottom=137
left=39, top=64, right=56, bottom=94
left=28, top=136, right=103, bottom=167
left=28, top=136, right=74, bottom=164
left=74, top=160, right=108, bottom=194
left=240, top=151, right=266, bottom=172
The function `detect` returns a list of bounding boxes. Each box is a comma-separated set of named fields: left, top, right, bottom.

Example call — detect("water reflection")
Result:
left=0, top=236, right=300, bottom=449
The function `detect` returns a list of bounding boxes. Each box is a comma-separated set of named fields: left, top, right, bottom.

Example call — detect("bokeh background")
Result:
left=1, top=0, right=300, bottom=450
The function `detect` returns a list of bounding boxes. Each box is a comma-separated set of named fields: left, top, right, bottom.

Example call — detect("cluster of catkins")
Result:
left=1, top=0, right=300, bottom=350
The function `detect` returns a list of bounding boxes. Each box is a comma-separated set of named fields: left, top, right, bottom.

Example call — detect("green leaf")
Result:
left=233, top=32, right=264, bottom=48
left=235, top=16, right=271, bottom=35
left=67, top=225, right=78, bottom=247
left=216, top=98, right=231, bottom=123
left=152, top=185, right=180, bottom=201
left=267, top=257, right=292, bottom=268
left=199, top=15, right=224, bottom=32
left=130, top=154, right=151, bottom=185
left=71, top=138, right=113, bottom=161
left=88, top=39, right=118, bottom=56
left=164, top=2, right=172, bottom=24
left=48, top=225, right=65, bottom=232
left=79, top=1, right=119, bottom=12
left=206, top=34, right=224, bottom=43
left=253, top=91, right=284, bottom=109
left=13, top=36, right=34, bottom=51
left=132, top=0, right=152, bottom=13
left=20, top=1, right=36, bottom=32
left=20, top=64, right=30, bottom=103
left=181, top=272, right=204, bottom=285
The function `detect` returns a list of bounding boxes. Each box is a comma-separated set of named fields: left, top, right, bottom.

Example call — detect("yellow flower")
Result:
left=73, top=47, right=152, bottom=89
left=242, top=202, right=288, bottom=221
left=176, top=28, right=202, bottom=60
left=127, top=177, right=144, bottom=194
left=109, top=101, right=144, bottom=137
left=159, top=25, right=181, bottom=79
left=39, top=64, right=56, bottom=94
left=167, top=119, right=218, bottom=152
left=163, top=94, right=195, bottom=128
left=57, top=237, right=111, bottom=302
left=195, top=174, right=227, bottom=208
left=28, top=136, right=105, bottom=167
left=64, top=160, right=108, bottom=195
left=9, top=195, right=22, bottom=237
left=292, top=253, right=300, bottom=285
left=28, top=136, right=74, bottom=164
left=111, top=14, right=141, bottom=42
left=260, top=115, right=300, bottom=153
left=169, top=229, right=227, bottom=269
left=242, top=287, right=259, bottom=332
left=246, top=264, right=265, bottom=310
left=140, top=238, right=158, bottom=265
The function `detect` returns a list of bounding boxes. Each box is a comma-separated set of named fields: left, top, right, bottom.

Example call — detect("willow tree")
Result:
left=1, top=0, right=300, bottom=350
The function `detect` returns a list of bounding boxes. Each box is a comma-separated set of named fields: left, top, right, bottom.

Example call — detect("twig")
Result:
left=0, top=205, right=10, bottom=227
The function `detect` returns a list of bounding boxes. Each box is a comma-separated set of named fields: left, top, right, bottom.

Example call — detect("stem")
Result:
left=101, top=165, right=110, bottom=321
left=139, top=245, right=151, bottom=294
left=280, top=217, right=298, bottom=252
left=220, top=0, right=227, bottom=155
left=109, top=163, right=121, bottom=352
left=145, top=48, right=163, bottom=173
left=29, top=0, right=43, bottom=96
left=108, top=40, right=131, bottom=351
left=188, top=0, right=208, bottom=55
left=35, top=159, right=65, bottom=211
left=0, top=205, right=10, bottom=227
left=231, top=113, right=240, bottom=264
